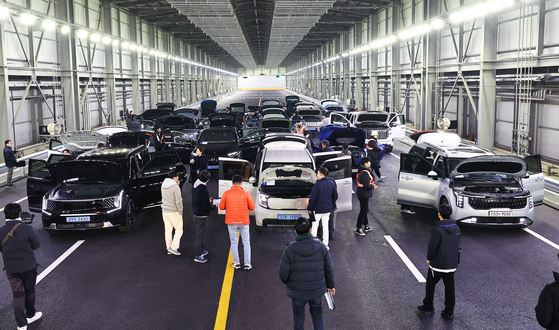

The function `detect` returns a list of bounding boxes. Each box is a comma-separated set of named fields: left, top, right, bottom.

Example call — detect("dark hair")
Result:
left=4, top=140, right=10, bottom=145
left=318, top=167, right=329, bottom=177
left=361, top=157, right=371, bottom=165
left=295, top=217, right=311, bottom=235
left=198, top=170, right=211, bottom=182
left=232, top=174, right=243, bottom=184
left=303, top=130, right=310, bottom=136
left=63, top=149, right=71, bottom=154
left=4, top=203, right=21, bottom=220
left=439, top=204, right=453, bottom=219
left=342, top=142, right=349, bottom=150
left=97, top=143, right=105, bottom=148
left=321, top=140, right=330, bottom=147
left=168, top=170, right=179, bottom=179
left=196, top=147, right=205, bottom=155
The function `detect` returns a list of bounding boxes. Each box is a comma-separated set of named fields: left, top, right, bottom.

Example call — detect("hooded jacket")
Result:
left=192, top=179, right=216, bottom=217
left=307, top=177, right=338, bottom=214
left=161, top=178, right=183, bottom=216
left=356, top=166, right=375, bottom=198
left=278, top=233, right=335, bottom=301
left=427, top=220, right=461, bottom=271
left=536, top=272, right=559, bottom=330
left=0, top=219, right=40, bottom=273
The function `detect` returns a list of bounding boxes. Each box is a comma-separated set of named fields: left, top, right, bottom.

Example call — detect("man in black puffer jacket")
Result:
left=191, top=170, right=216, bottom=263
left=418, top=204, right=461, bottom=320
left=536, top=254, right=559, bottom=329
left=355, top=157, right=378, bottom=236
left=279, top=217, right=335, bottom=330
left=307, top=167, right=338, bottom=249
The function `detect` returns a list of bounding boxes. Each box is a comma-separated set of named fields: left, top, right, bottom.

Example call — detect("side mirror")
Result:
left=248, top=176, right=256, bottom=184
left=524, top=173, right=530, bottom=179
left=427, top=170, right=439, bottom=179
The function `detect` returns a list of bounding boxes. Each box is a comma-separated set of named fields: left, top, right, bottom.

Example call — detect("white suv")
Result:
left=349, top=111, right=406, bottom=152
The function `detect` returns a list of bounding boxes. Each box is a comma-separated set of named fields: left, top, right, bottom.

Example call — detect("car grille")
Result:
left=468, top=197, right=527, bottom=210
left=57, top=223, right=104, bottom=229
left=475, top=217, right=522, bottom=224
left=48, top=198, right=116, bottom=212
left=377, top=129, right=389, bottom=139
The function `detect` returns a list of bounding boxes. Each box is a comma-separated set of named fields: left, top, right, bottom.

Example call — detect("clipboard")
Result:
left=212, top=198, right=221, bottom=206
left=324, top=291, right=335, bottom=311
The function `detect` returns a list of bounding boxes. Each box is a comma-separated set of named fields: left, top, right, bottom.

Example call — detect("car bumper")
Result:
left=453, top=205, right=534, bottom=227
left=42, top=209, right=127, bottom=231
left=255, top=204, right=307, bottom=228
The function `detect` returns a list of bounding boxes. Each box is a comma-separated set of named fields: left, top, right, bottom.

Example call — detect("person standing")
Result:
left=219, top=174, right=255, bottom=270
left=294, top=120, right=306, bottom=134
left=303, top=130, right=316, bottom=154
left=279, top=217, right=335, bottom=330
left=0, top=203, right=42, bottom=330
left=307, top=167, right=338, bottom=249
left=319, top=140, right=334, bottom=152
left=160, top=171, right=183, bottom=256
left=418, top=204, right=461, bottom=320
left=366, top=132, right=385, bottom=181
left=191, top=170, right=215, bottom=263
left=4, top=140, right=24, bottom=189
left=189, top=147, right=208, bottom=183
left=154, top=126, right=165, bottom=151
left=535, top=253, right=559, bottom=329
left=355, top=157, right=378, bottom=236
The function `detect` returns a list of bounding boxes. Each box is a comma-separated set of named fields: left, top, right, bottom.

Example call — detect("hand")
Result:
left=426, top=260, right=430, bottom=265
left=308, top=210, right=312, bottom=214
left=373, top=185, right=378, bottom=190
left=328, top=288, right=335, bottom=295
left=209, top=197, right=213, bottom=203
left=190, top=159, right=194, bottom=164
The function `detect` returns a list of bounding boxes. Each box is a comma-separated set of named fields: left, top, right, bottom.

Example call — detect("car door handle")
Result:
left=536, top=177, right=544, bottom=181
left=402, top=176, right=412, bottom=180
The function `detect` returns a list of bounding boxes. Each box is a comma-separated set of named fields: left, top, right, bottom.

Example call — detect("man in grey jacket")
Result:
left=161, top=171, right=184, bottom=256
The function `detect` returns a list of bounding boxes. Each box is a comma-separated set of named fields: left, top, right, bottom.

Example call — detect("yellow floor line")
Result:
left=214, top=233, right=238, bottom=330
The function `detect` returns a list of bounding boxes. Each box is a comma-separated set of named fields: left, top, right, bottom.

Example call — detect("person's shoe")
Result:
left=417, top=305, right=434, bottom=315
left=355, top=228, right=365, bottom=236
left=17, top=326, right=27, bottom=330
left=232, top=263, right=241, bottom=269
left=27, top=311, right=42, bottom=324
left=194, top=256, right=208, bottom=263
left=401, top=208, right=416, bottom=215
left=441, top=311, right=454, bottom=320
left=6, top=184, right=14, bottom=189
left=244, top=264, right=252, bottom=270
left=378, top=176, right=386, bottom=181
left=364, top=226, right=373, bottom=232
left=167, top=248, right=181, bottom=256
left=201, top=250, right=209, bottom=257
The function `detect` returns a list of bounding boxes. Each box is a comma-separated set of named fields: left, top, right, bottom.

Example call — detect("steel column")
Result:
left=478, top=17, right=498, bottom=151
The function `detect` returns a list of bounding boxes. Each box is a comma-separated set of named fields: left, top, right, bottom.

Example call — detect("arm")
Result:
left=219, top=192, right=227, bottom=210
left=324, top=250, right=335, bottom=291
left=331, top=182, right=338, bottom=206
left=202, top=189, right=216, bottom=211
left=278, top=249, right=291, bottom=284
left=174, top=185, right=184, bottom=216
left=535, top=286, right=554, bottom=328
left=28, top=227, right=41, bottom=250
left=247, top=192, right=255, bottom=211
left=307, top=185, right=318, bottom=212
left=426, top=229, right=441, bottom=262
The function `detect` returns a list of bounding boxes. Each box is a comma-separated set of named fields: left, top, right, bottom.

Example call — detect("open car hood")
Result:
left=139, top=109, right=173, bottom=121
left=230, top=103, right=245, bottom=113
left=285, top=96, right=300, bottom=103
left=450, top=155, right=527, bottom=178
left=209, top=113, right=237, bottom=127
left=156, top=115, right=196, bottom=129
left=108, top=131, right=152, bottom=147
left=174, top=108, right=199, bottom=117
left=261, top=117, right=291, bottom=129
left=259, top=166, right=317, bottom=186
left=47, top=160, right=123, bottom=183
left=299, top=110, right=322, bottom=118
left=319, top=126, right=365, bottom=148
left=59, top=131, right=107, bottom=152
left=201, top=100, right=217, bottom=116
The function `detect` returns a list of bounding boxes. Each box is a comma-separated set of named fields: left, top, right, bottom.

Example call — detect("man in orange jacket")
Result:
left=219, top=174, right=255, bottom=270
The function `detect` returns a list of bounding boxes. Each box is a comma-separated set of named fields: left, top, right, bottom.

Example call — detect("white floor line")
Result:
left=0, top=196, right=28, bottom=213
left=37, top=240, right=85, bottom=284
left=523, top=228, right=559, bottom=250
left=384, top=235, right=426, bottom=283
left=388, top=153, right=401, bottom=159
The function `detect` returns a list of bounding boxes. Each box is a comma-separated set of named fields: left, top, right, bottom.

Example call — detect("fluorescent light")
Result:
left=136, top=46, right=143, bottom=52
left=121, top=42, right=129, bottom=49
left=502, top=0, right=515, bottom=6
left=129, top=44, right=137, bottom=50
left=336, top=55, right=340, bottom=59
left=487, top=0, right=504, bottom=11
left=142, top=48, right=148, bottom=53
left=166, top=54, right=171, bottom=58
left=388, top=35, right=397, bottom=43
left=449, top=12, right=463, bottom=23
left=473, top=4, right=488, bottom=16
left=112, top=39, right=119, bottom=46
left=41, top=19, right=56, bottom=30
left=149, top=50, right=154, bottom=55
left=431, top=19, right=444, bottom=29
left=102, top=36, right=111, bottom=44
left=77, top=30, right=88, bottom=38
left=20, top=13, right=36, bottom=25
left=0, top=6, right=10, bottom=19
left=60, top=25, right=70, bottom=34
left=90, top=33, right=101, bottom=42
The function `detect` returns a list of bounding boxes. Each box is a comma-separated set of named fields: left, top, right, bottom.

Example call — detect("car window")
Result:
left=141, top=156, right=175, bottom=176
left=222, top=161, right=253, bottom=181
left=322, top=158, right=350, bottom=180
left=408, top=145, right=425, bottom=156
left=434, top=156, right=446, bottom=176
left=447, top=157, right=467, bottom=173
left=394, top=115, right=405, bottom=125
left=525, top=155, right=542, bottom=174
left=424, top=148, right=438, bottom=162
left=200, top=130, right=237, bottom=142
left=402, top=154, right=433, bottom=175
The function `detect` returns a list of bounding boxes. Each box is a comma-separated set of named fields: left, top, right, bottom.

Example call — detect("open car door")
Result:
left=218, top=158, right=257, bottom=215
left=313, top=151, right=342, bottom=171
left=397, top=153, right=441, bottom=209
left=390, top=114, right=407, bottom=139
left=329, top=112, right=351, bottom=126
left=27, top=158, right=57, bottom=212
left=522, top=154, right=545, bottom=205
left=320, top=156, right=352, bottom=212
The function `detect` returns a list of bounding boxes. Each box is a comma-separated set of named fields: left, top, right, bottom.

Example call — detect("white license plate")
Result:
left=278, top=214, right=301, bottom=220
left=67, top=216, right=91, bottom=222
left=207, top=165, right=219, bottom=170
left=489, top=211, right=512, bottom=217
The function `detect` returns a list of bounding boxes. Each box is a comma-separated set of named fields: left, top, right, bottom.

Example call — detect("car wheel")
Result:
left=440, top=196, right=449, bottom=207
left=386, top=145, right=393, bottom=153
left=255, top=225, right=262, bottom=232
left=119, top=199, right=136, bottom=232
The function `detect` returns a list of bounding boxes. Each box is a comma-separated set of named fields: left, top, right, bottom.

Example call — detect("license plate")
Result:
left=278, top=214, right=301, bottom=220
left=67, top=216, right=91, bottom=222
left=207, top=165, right=219, bottom=170
left=489, top=211, right=512, bottom=217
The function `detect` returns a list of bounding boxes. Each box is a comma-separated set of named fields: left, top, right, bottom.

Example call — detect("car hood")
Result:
left=319, top=126, right=366, bottom=148
left=259, top=166, right=317, bottom=186
left=156, top=115, right=196, bottom=129
left=47, top=160, right=123, bottom=182
left=299, top=110, right=322, bottom=118
left=139, top=109, right=173, bottom=121
left=59, top=131, right=107, bottom=152
left=261, top=118, right=291, bottom=129
left=197, top=141, right=238, bottom=156
left=174, top=108, right=199, bottom=117
left=51, top=183, right=122, bottom=200
left=201, top=100, right=217, bottom=116
left=209, top=113, right=237, bottom=127
left=450, top=155, right=527, bottom=178
left=108, top=132, right=152, bottom=147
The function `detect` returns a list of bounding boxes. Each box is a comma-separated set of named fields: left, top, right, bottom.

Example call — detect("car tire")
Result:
left=119, top=199, right=136, bottom=232
left=440, top=196, right=449, bottom=207
left=255, top=225, right=263, bottom=232
left=386, top=145, right=393, bottom=153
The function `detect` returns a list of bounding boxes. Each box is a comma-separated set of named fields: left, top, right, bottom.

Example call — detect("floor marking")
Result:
left=37, top=240, right=85, bottom=284
left=214, top=232, right=239, bottom=330
left=0, top=196, right=28, bottom=213
left=388, top=153, right=400, bottom=160
left=523, top=228, right=559, bottom=250
left=384, top=235, right=426, bottom=283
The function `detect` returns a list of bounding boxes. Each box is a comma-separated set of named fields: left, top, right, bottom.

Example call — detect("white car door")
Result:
left=397, top=154, right=441, bottom=208
left=390, top=114, right=407, bottom=139
left=313, top=151, right=342, bottom=171
left=330, top=113, right=352, bottom=126
left=218, top=157, right=257, bottom=215
left=521, top=154, right=545, bottom=205
left=320, top=156, right=352, bottom=212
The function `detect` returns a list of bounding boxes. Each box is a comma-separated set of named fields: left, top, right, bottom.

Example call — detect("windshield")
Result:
left=199, top=130, right=237, bottom=142
left=262, top=101, right=280, bottom=106
left=447, top=158, right=467, bottom=173
left=170, top=132, right=195, bottom=143
left=325, top=106, right=344, bottom=112
left=231, top=106, right=244, bottom=113
left=358, top=114, right=388, bottom=122
left=262, top=163, right=313, bottom=171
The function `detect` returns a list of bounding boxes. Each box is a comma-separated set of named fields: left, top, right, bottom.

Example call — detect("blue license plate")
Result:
left=67, top=216, right=91, bottom=222
left=207, top=165, right=219, bottom=170
left=278, top=214, right=301, bottom=220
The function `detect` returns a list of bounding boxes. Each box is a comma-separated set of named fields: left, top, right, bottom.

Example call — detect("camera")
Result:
left=20, top=212, right=35, bottom=224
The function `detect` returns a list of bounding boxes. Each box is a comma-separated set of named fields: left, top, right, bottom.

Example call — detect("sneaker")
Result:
left=201, top=250, right=209, bottom=257
left=244, top=264, right=252, bottom=270
left=17, top=326, right=27, bottom=330
left=417, top=305, right=434, bottom=315
left=378, top=176, right=386, bottom=181
left=355, top=228, right=365, bottom=236
left=232, top=263, right=241, bottom=269
left=27, top=311, right=42, bottom=324
left=6, top=184, right=14, bottom=189
left=364, top=226, right=373, bottom=232
left=441, top=311, right=454, bottom=320
left=401, top=208, right=416, bottom=215
left=194, top=256, right=208, bottom=263
left=167, top=248, right=181, bottom=256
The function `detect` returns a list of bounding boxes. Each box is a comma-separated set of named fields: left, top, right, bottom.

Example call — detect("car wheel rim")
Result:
left=127, top=202, right=135, bottom=227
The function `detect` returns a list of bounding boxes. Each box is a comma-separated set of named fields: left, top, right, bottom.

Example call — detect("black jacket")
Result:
left=191, top=180, right=216, bottom=216
left=356, top=166, right=375, bottom=198
left=192, top=155, right=208, bottom=173
left=536, top=272, right=559, bottom=330
left=307, top=177, right=338, bottom=213
left=427, top=220, right=461, bottom=270
left=3, top=146, right=17, bottom=168
left=278, top=234, right=335, bottom=301
left=0, top=220, right=40, bottom=273
left=366, top=138, right=382, bottom=167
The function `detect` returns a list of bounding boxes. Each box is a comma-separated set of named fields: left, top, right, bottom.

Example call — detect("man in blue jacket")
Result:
left=307, top=167, right=337, bottom=249
left=355, top=157, right=378, bottom=236
left=4, top=140, right=24, bottom=189
left=279, top=217, right=335, bottom=330
left=191, top=170, right=216, bottom=263
left=0, top=203, right=42, bottom=330
left=418, top=204, right=461, bottom=320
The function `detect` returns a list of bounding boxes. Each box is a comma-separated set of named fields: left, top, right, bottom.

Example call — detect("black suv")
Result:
left=27, top=146, right=186, bottom=234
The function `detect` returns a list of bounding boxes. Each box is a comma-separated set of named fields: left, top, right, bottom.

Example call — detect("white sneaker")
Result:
left=17, top=326, right=27, bottom=330
left=27, top=311, right=42, bottom=324
left=167, top=248, right=181, bottom=256
left=378, top=176, right=386, bottom=181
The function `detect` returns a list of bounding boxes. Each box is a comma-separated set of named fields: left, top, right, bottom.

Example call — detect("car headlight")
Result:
left=228, top=151, right=240, bottom=158
left=454, top=193, right=464, bottom=208
left=529, top=195, right=534, bottom=209
left=113, top=190, right=124, bottom=209
left=258, top=194, right=270, bottom=209
left=42, top=197, right=48, bottom=211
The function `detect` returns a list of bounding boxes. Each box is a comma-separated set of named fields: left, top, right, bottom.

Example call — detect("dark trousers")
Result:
left=372, top=167, right=381, bottom=178
left=356, top=196, right=369, bottom=229
left=7, top=166, right=13, bottom=185
left=423, top=269, right=455, bottom=314
left=193, top=216, right=207, bottom=257
left=292, top=297, right=324, bottom=330
left=7, top=268, right=38, bottom=327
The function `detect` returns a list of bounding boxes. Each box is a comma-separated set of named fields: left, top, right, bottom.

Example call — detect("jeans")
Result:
left=7, top=166, right=13, bottom=185
left=311, top=212, right=330, bottom=247
left=292, top=297, right=324, bottom=330
left=423, top=269, right=455, bottom=314
left=227, top=225, right=251, bottom=265
left=193, top=216, right=207, bottom=257
left=7, top=268, right=38, bottom=327
left=162, top=212, right=183, bottom=251
left=356, top=196, right=370, bottom=229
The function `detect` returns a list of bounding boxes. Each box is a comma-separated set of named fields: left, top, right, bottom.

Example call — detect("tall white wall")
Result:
left=238, top=75, right=286, bottom=90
